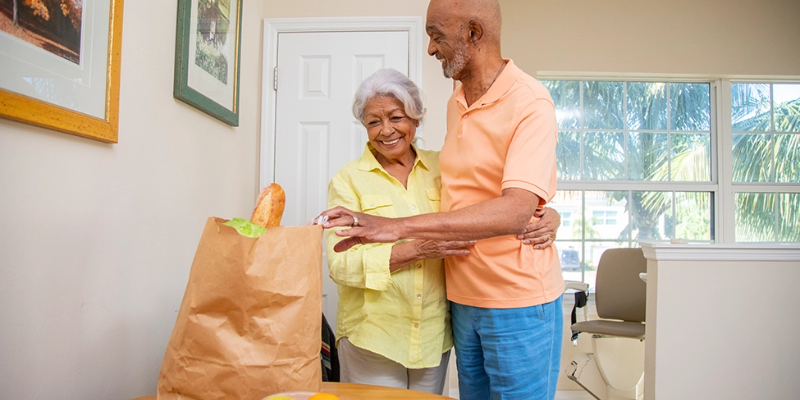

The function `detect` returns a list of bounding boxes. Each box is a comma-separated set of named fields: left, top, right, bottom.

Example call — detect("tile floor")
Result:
left=446, top=389, right=595, bottom=399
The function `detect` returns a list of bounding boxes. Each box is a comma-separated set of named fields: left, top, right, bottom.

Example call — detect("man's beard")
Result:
left=441, top=44, right=468, bottom=79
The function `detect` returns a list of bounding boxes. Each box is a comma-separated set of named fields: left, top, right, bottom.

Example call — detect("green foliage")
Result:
left=546, top=79, right=799, bottom=243
left=194, top=35, right=228, bottom=84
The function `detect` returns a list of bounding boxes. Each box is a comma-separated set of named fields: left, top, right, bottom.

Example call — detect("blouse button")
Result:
left=370, top=202, right=374, bottom=207
left=414, top=324, right=419, bottom=328
left=417, top=294, right=422, bottom=299
left=411, top=205, right=417, bottom=210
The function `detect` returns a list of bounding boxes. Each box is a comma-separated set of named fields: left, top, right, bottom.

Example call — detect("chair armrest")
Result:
left=565, top=280, right=590, bottom=293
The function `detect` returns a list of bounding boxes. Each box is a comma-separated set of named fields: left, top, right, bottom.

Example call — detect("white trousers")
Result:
left=338, top=337, right=451, bottom=395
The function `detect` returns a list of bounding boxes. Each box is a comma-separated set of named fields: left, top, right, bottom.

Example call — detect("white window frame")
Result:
left=720, top=79, right=800, bottom=242
left=537, top=73, right=800, bottom=245
left=539, top=74, right=720, bottom=242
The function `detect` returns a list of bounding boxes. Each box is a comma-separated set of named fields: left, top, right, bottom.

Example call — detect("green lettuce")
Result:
left=223, top=218, right=267, bottom=238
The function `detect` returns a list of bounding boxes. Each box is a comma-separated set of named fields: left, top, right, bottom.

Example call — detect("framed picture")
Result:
left=174, top=0, right=242, bottom=126
left=0, top=0, right=124, bottom=143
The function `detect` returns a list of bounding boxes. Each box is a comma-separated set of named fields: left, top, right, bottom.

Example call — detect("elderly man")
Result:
left=318, top=0, right=564, bottom=399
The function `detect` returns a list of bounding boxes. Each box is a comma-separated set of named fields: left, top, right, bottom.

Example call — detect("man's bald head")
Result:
left=427, top=0, right=502, bottom=45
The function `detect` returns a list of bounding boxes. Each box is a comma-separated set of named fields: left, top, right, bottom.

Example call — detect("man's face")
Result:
left=426, top=2, right=470, bottom=79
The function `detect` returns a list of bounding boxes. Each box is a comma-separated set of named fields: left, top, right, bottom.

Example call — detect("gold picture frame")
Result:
left=0, top=0, right=124, bottom=143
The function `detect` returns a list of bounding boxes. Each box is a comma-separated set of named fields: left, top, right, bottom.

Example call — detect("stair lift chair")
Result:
left=565, top=248, right=647, bottom=400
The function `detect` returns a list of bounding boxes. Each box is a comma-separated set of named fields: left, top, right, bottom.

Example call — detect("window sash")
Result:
left=541, top=76, right=799, bottom=246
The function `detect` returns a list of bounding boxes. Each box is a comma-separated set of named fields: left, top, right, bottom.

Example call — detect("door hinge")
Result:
left=273, top=67, right=278, bottom=91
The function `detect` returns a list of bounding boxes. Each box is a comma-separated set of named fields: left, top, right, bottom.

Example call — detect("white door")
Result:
left=272, top=30, right=410, bottom=330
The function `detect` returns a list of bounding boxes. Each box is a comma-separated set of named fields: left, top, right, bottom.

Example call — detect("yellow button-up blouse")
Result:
left=325, top=143, right=452, bottom=369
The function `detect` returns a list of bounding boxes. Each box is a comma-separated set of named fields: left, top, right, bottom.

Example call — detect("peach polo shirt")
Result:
left=439, top=59, right=565, bottom=308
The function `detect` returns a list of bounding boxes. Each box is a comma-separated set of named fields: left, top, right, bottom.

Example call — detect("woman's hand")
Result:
left=518, top=207, right=561, bottom=249
left=389, top=239, right=475, bottom=272
left=413, top=239, right=475, bottom=259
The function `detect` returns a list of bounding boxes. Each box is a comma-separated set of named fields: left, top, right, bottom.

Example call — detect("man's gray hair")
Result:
left=352, top=69, right=426, bottom=125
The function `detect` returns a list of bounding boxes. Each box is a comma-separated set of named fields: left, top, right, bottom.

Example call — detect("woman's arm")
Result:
left=389, top=240, right=474, bottom=272
left=518, top=207, right=561, bottom=248
left=325, top=175, right=393, bottom=290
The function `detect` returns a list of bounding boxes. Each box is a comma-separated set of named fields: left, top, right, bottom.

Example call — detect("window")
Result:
left=542, top=79, right=717, bottom=287
left=731, top=83, right=800, bottom=242
left=542, top=78, right=800, bottom=288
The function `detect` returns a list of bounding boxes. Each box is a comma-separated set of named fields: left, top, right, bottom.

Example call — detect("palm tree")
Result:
left=731, top=83, right=800, bottom=242
left=572, top=215, right=601, bottom=240
left=545, top=80, right=798, bottom=244
left=546, top=80, right=707, bottom=242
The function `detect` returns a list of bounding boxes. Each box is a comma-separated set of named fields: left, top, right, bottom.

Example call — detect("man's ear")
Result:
left=467, top=20, right=484, bottom=44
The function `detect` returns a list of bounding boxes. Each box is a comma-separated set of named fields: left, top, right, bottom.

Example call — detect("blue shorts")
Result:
left=451, top=297, right=563, bottom=400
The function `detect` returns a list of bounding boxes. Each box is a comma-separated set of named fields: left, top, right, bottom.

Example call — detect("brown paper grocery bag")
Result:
left=157, top=217, right=323, bottom=400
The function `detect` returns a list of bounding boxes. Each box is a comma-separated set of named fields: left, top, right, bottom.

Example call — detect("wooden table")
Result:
left=129, top=382, right=454, bottom=400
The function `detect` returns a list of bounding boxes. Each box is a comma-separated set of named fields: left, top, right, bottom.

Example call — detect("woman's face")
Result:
left=363, top=95, right=419, bottom=163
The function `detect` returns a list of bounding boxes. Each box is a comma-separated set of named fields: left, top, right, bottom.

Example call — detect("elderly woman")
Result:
left=324, top=69, right=558, bottom=394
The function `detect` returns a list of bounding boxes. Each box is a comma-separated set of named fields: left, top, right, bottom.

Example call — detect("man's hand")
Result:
left=518, top=207, right=560, bottom=249
left=314, top=206, right=401, bottom=252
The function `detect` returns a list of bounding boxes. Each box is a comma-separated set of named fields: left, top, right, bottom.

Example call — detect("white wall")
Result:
left=0, top=0, right=265, bottom=398
left=501, top=0, right=800, bottom=77
left=642, top=244, right=800, bottom=399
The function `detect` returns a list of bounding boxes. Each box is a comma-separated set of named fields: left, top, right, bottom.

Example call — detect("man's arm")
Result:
left=319, top=188, right=539, bottom=252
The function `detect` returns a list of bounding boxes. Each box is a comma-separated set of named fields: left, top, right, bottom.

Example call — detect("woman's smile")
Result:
left=363, top=95, right=418, bottom=164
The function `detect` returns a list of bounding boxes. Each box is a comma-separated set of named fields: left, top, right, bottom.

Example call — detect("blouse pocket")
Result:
left=360, top=194, right=396, bottom=217
left=425, top=188, right=441, bottom=212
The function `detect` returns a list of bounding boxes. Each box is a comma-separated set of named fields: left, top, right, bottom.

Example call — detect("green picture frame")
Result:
left=174, top=0, right=242, bottom=126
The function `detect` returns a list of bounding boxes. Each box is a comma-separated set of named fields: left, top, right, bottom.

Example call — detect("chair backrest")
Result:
left=594, top=248, right=647, bottom=323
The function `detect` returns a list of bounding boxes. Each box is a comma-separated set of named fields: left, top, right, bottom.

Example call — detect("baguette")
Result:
left=250, top=183, right=286, bottom=228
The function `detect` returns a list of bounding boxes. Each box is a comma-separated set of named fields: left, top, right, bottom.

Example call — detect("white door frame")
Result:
left=259, top=17, right=425, bottom=189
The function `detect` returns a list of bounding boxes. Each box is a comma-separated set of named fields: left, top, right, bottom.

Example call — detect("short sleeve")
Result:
left=501, top=98, right=558, bottom=206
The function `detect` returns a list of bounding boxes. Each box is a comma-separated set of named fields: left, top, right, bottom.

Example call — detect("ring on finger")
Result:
left=352, top=216, right=359, bottom=227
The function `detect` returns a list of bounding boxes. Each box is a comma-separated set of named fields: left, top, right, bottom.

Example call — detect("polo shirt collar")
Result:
left=454, top=58, right=521, bottom=110
left=358, top=142, right=430, bottom=172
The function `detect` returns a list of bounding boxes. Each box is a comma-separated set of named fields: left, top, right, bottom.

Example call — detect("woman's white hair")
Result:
left=352, top=69, right=426, bottom=125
